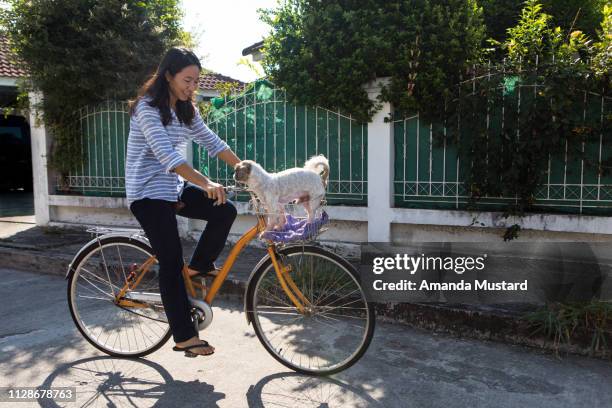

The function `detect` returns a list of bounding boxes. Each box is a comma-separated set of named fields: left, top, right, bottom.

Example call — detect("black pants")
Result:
left=130, top=183, right=237, bottom=342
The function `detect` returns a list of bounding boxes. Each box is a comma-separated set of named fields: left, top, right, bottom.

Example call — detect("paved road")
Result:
left=0, top=267, right=611, bottom=408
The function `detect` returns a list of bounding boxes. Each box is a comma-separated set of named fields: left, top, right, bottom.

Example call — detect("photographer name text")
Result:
left=373, top=279, right=528, bottom=291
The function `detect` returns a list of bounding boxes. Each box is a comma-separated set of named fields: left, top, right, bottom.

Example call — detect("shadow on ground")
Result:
left=37, top=356, right=225, bottom=408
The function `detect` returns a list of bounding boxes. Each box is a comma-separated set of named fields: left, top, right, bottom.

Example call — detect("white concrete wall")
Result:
left=46, top=193, right=612, bottom=246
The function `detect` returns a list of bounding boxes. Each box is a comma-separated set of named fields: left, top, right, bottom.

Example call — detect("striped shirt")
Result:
left=125, top=97, right=229, bottom=205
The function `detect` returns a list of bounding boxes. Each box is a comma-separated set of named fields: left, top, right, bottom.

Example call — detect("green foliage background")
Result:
left=480, top=0, right=606, bottom=44
left=260, top=0, right=486, bottom=123
left=0, top=0, right=189, bottom=174
left=260, top=0, right=610, bottom=234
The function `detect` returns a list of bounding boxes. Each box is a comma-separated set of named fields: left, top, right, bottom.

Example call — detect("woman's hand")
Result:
left=173, top=163, right=227, bottom=205
left=203, top=180, right=226, bottom=205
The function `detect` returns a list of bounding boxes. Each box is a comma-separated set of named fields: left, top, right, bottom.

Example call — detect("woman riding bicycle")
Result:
left=126, top=47, right=240, bottom=357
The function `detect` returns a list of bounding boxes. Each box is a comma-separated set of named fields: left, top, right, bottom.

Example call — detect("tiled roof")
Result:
left=0, top=37, right=27, bottom=78
left=199, top=71, right=246, bottom=92
left=0, top=34, right=243, bottom=90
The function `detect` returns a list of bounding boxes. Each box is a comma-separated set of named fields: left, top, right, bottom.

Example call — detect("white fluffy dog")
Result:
left=234, top=155, right=330, bottom=230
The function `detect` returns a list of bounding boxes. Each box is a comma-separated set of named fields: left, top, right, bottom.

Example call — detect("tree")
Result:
left=260, top=0, right=486, bottom=123
left=540, top=0, right=606, bottom=38
left=480, top=0, right=605, bottom=45
left=0, top=0, right=188, bottom=173
left=592, top=5, right=611, bottom=80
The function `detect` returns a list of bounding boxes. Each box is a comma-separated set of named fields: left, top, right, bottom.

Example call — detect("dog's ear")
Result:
left=234, top=161, right=252, bottom=182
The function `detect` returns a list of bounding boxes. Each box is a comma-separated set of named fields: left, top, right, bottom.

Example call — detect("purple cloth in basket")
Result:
left=261, top=211, right=329, bottom=243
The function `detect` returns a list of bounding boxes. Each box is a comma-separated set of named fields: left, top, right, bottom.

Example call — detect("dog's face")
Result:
left=234, top=160, right=253, bottom=184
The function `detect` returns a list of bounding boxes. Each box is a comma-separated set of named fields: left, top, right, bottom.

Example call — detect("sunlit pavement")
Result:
left=0, top=267, right=610, bottom=408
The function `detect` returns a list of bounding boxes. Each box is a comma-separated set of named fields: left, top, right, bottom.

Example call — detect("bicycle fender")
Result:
left=65, top=233, right=151, bottom=280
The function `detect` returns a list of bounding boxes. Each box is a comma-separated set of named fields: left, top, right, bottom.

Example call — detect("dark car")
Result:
left=0, top=115, right=32, bottom=191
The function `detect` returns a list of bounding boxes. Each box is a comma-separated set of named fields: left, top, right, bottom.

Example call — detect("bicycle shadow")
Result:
left=37, top=356, right=225, bottom=408
left=245, top=371, right=384, bottom=408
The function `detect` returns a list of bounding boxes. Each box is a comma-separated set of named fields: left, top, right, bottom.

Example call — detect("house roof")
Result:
left=199, top=71, right=246, bottom=91
left=0, top=37, right=28, bottom=78
left=0, top=34, right=244, bottom=91
left=242, top=40, right=264, bottom=57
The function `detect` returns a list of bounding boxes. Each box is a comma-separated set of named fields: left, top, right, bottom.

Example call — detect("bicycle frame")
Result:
left=116, top=212, right=311, bottom=314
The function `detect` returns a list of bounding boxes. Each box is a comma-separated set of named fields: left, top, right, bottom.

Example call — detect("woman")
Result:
left=126, top=47, right=240, bottom=357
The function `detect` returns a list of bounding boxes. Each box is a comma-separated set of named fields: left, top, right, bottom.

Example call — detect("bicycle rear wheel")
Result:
left=67, top=236, right=171, bottom=357
left=246, top=245, right=375, bottom=375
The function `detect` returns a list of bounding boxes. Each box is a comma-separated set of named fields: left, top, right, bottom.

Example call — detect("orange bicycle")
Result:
left=66, top=187, right=375, bottom=375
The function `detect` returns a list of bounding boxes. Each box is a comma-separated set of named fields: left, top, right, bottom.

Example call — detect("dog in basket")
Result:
left=234, top=155, right=329, bottom=231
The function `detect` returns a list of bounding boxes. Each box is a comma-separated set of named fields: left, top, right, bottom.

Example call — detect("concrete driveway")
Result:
left=0, top=267, right=611, bottom=407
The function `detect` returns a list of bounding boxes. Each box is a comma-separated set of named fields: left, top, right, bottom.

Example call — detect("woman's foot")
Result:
left=186, top=266, right=220, bottom=279
left=175, top=336, right=215, bottom=356
left=186, top=266, right=200, bottom=278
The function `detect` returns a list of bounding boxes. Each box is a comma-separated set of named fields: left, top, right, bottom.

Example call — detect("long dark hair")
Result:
left=129, top=47, right=201, bottom=126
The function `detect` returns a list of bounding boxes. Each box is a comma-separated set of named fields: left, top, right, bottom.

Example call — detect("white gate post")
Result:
left=29, top=91, right=51, bottom=226
left=365, top=78, right=394, bottom=242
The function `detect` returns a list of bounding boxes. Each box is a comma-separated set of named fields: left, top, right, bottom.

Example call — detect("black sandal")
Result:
left=188, top=268, right=220, bottom=279
left=172, top=341, right=215, bottom=357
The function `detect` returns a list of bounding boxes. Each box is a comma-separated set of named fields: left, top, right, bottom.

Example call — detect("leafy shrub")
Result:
left=453, top=0, right=609, bottom=224
left=591, top=5, right=612, bottom=79
left=480, top=0, right=606, bottom=45
left=260, top=0, right=486, bottom=123
left=525, top=301, right=612, bottom=356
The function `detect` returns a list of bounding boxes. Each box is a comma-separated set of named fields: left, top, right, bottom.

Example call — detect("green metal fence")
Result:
left=59, top=81, right=368, bottom=205
left=194, top=80, right=368, bottom=205
left=59, top=80, right=610, bottom=217
left=57, top=100, right=129, bottom=196
left=393, top=83, right=612, bottom=215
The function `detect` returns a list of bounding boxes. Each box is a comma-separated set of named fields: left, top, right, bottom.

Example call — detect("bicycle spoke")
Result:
left=116, top=245, right=130, bottom=285
left=258, top=286, right=295, bottom=309
left=77, top=277, right=115, bottom=300
left=97, top=244, right=116, bottom=297
left=312, top=273, right=351, bottom=306
left=316, top=288, right=361, bottom=310
left=311, top=315, right=340, bottom=330
left=316, top=312, right=368, bottom=329
left=315, top=301, right=367, bottom=316
left=77, top=295, right=114, bottom=302
left=256, top=310, right=303, bottom=317
left=79, top=266, right=124, bottom=292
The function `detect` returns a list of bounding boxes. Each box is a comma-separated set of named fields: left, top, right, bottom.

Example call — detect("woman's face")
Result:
left=165, top=64, right=200, bottom=103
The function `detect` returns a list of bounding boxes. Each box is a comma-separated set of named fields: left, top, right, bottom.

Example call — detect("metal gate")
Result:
left=194, top=80, right=368, bottom=205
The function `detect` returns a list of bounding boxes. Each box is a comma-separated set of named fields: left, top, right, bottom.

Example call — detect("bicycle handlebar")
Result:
left=224, top=184, right=249, bottom=193
left=223, top=184, right=250, bottom=200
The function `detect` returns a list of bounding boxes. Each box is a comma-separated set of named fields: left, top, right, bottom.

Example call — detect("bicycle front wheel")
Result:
left=246, top=245, right=375, bottom=375
left=67, top=236, right=171, bottom=357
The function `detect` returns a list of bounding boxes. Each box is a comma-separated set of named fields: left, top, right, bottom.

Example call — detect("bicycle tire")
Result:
left=246, top=245, right=375, bottom=375
left=67, top=236, right=172, bottom=357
